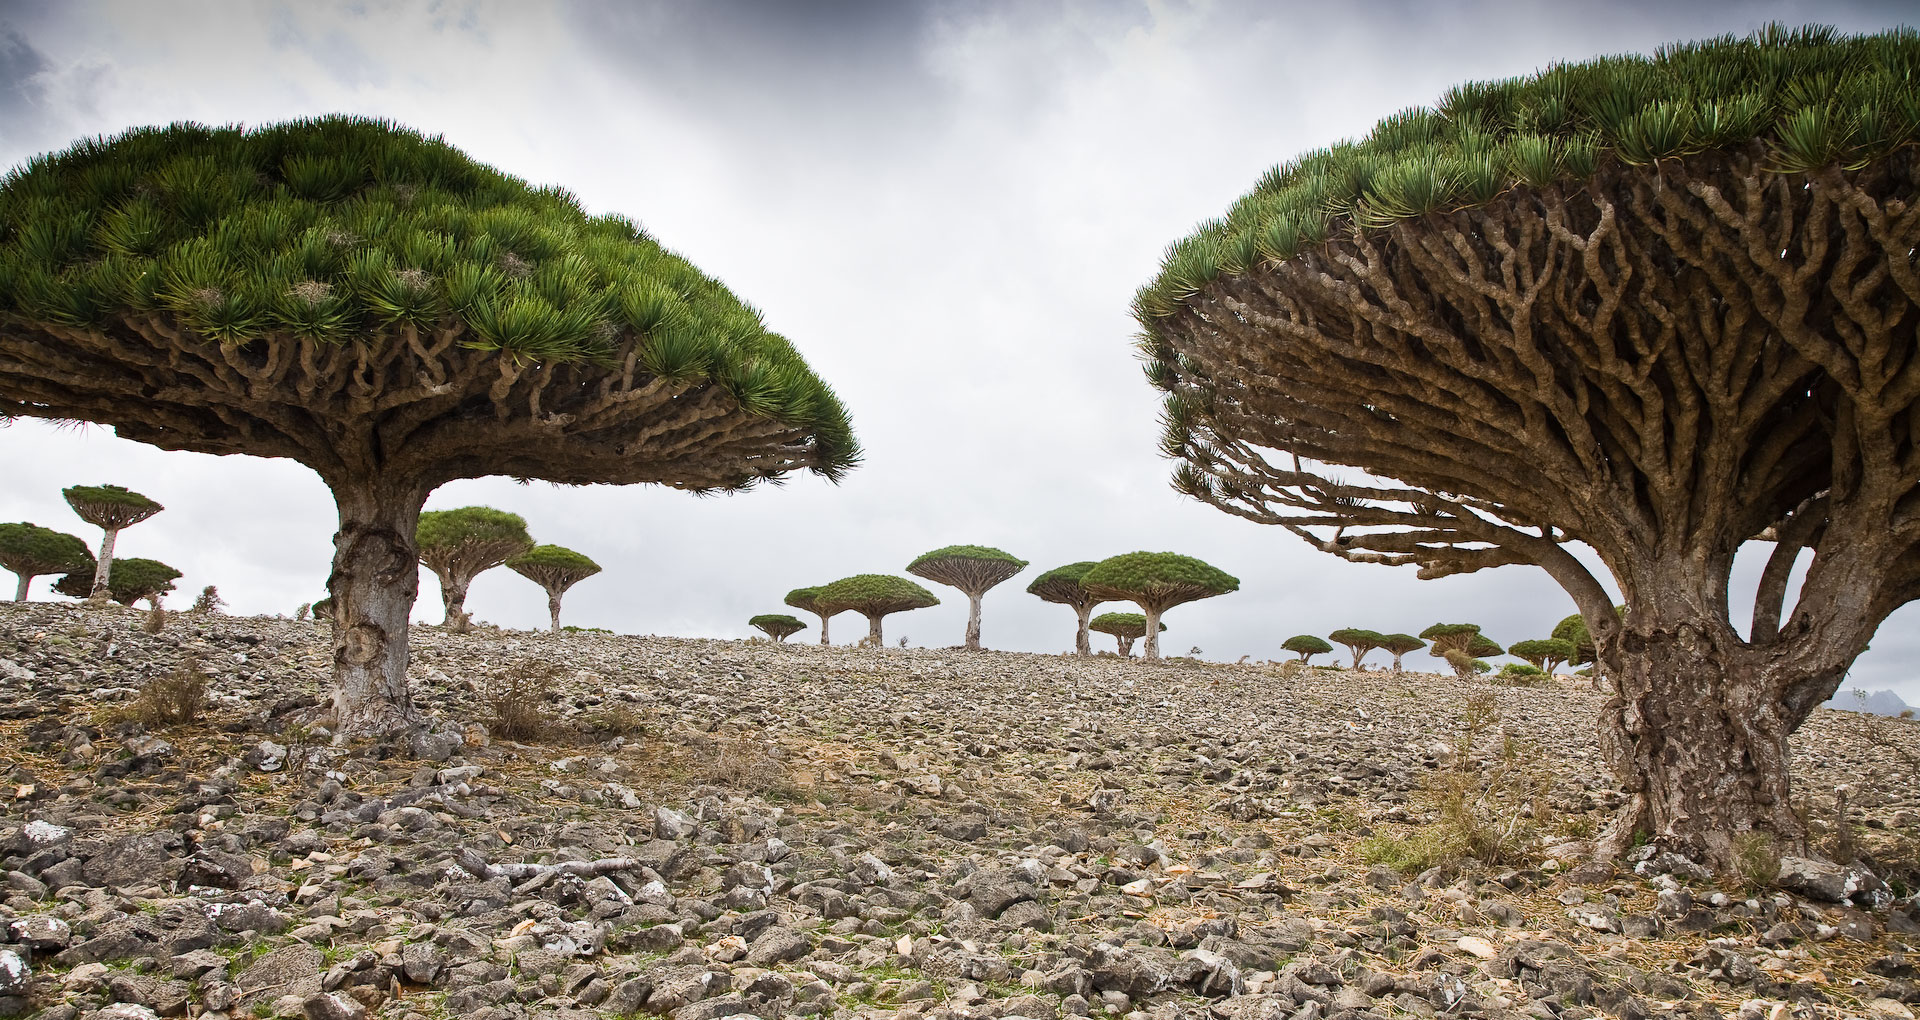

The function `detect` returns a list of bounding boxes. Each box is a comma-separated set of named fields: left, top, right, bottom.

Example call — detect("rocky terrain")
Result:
left=2, top=600, right=1919, bottom=1020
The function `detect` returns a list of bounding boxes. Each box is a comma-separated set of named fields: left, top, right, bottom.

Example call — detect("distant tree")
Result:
left=0, top=118, right=857, bottom=737
left=1499, top=662, right=1546, bottom=683
left=1327, top=627, right=1386, bottom=670
left=0, top=522, right=93, bottom=601
left=312, top=596, right=334, bottom=623
left=1378, top=633, right=1426, bottom=673
left=749, top=614, right=807, bottom=642
left=1466, top=634, right=1504, bottom=658
left=906, top=545, right=1028, bottom=651
left=417, top=507, right=534, bottom=633
left=1282, top=634, right=1333, bottom=663
left=816, top=574, right=938, bottom=647
left=1509, top=638, right=1576, bottom=674
left=62, top=484, right=162, bottom=599
left=784, top=586, right=841, bottom=645
left=1026, top=561, right=1110, bottom=656
left=56, top=556, right=180, bottom=609
left=506, top=544, right=601, bottom=633
left=1553, top=614, right=1594, bottom=667
left=1422, top=623, right=1498, bottom=678
left=1081, top=552, right=1238, bottom=661
left=1089, top=612, right=1164, bottom=657
left=190, top=584, right=225, bottom=615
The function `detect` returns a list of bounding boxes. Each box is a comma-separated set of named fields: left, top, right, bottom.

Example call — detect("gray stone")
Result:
left=300, top=992, right=369, bottom=1020
left=747, top=927, right=811, bottom=967
left=401, top=942, right=447, bottom=984
left=0, top=950, right=26, bottom=997
left=236, top=946, right=326, bottom=1002
left=969, top=867, right=1037, bottom=918
left=84, top=831, right=186, bottom=889
left=655, top=807, right=699, bottom=840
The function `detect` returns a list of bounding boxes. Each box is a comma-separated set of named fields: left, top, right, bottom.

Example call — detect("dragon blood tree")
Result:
left=749, top=613, right=806, bottom=642
left=62, top=484, right=162, bottom=598
left=0, top=522, right=93, bottom=601
left=506, top=543, right=601, bottom=633
left=1379, top=633, right=1426, bottom=673
left=784, top=586, right=839, bottom=645
left=906, top=544, right=1028, bottom=651
left=1281, top=634, right=1332, bottom=663
left=1081, top=552, right=1238, bottom=661
left=1135, top=25, right=1920, bottom=863
left=1088, top=612, right=1162, bottom=657
left=1027, top=561, right=1109, bottom=655
left=1327, top=627, right=1386, bottom=669
left=417, top=507, right=532, bottom=632
left=0, top=118, right=858, bottom=736
left=816, top=574, right=937, bottom=647
left=56, top=555, right=180, bottom=609
left=1510, top=638, right=1576, bottom=675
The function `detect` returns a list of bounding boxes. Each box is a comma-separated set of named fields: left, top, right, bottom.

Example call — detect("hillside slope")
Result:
left=1, top=601, right=1917, bottom=1020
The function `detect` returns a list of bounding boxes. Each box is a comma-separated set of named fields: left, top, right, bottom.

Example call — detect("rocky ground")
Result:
left=2, top=601, right=1919, bottom=1020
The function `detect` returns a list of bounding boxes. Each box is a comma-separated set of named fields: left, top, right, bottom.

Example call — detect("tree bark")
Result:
left=90, top=526, right=118, bottom=597
left=965, top=592, right=983, bottom=651
left=547, top=590, right=563, bottom=633
left=12, top=574, right=28, bottom=602
left=818, top=613, right=830, bottom=645
left=866, top=612, right=884, bottom=646
left=1073, top=604, right=1093, bottom=656
left=1142, top=607, right=1162, bottom=660
left=1117, top=635, right=1135, bottom=656
left=328, top=477, right=427, bottom=737
left=1595, top=620, right=1825, bottom=866
left=438, top=570, right=471, bottom=633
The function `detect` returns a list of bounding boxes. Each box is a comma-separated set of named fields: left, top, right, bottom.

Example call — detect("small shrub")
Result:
left=1496, top=663, right=1546, bottom=685
left=701, top=734, right=798, bottom=799
left=482, top=661, right=559, bottom=742
left=295, top=603, right=311, bottom=621
left=191, top=585, right=225, bottom=614
left=575, top=706, right=647, bottom=740
left=562, top=625, right=612, bottom=634
left=142, top=603, right=166, bottom=634
left=1368, top=693, right=1549, bottom=873
left=136, top=657, right=209, bottom=726
left=1734, top=832, right=1782, bottom=891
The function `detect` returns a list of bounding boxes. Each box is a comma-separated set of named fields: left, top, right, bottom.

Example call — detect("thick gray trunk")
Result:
left=867, top=613, right=884, bottom=646
left=548, top=590, right=563, bottom=633
left=1117, top=635, right=1135, bottom=656
left=1595, top=621, right=1810, bottom=866
left=12, top=573, right=28, bottom=602
left=1142, top=607, right=1162, bottom=660
left=965, top=593, right=983, bottom=651
left=818, top=613, right=830, bottom=645
left=90, top=526, right=118, bottom=597
left=1073, top=604, right=1093, bottom=656
left=438, top=571, right=471, bottom=633
left=328, top=478, right=426, bottom=737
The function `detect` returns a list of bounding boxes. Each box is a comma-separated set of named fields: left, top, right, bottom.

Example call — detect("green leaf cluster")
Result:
left=1081, top=551, right=1239, bottom=597
left=748, top=613, right=806, bottom=637
left=1088, top=612, right=1165, bottom=638
left=0, top=116, right=857, bottom=477
left=1379, top=633, right=1427, bottom=655
left=1282, top=634, right=1334, bottom=658
left=816, top=574, right=939, bottom=613
left=61, top=483, right=163, bottom=514
left=906, top=544, right=1028, bottom=572
left=55, top=555, right=179, bottom=604
left=0, top=522, right=93, bottom=574
left=416, top=506, right=531, bottom=550
left=784, top=586, right=828, bottom=614
left=1133, top=25, right=1920, bottom=328
left=506, top=543, right=600, bottom=575
left=1509, top=638, right=1576, bottom=670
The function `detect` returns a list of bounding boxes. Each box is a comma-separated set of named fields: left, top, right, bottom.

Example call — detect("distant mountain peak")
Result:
left=1826, top=688, right=1914, bottom=717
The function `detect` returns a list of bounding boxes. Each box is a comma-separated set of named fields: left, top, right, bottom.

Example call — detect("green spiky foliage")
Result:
left=1554, top=607, right=1625, bottom=668
left=1509, top=638, right=1577, bottom=674
left=0, top=522, right=93, bottom=601
left=1135, top=24, right=1920, bottom=866
left=506, top=543, right=601, bottom=633
left=1418, top=623, right=1482, bottom=655
left=749, top=613, right=807, bottom=642
left=783, top=585, right=841, bottom=646
left=61, top=483, right=163, bottom=597
left=0, top=117, right=859, bottom=737
left=1377, top=633, right=1426, bottom=672
left=1326, top=627, right=1386, bottom=669
left=312, top=595, right=334, bottom=621
left=1026, top=561, right=1110, bottom=656
left=1088, top=611, right=1165, bottom=657
left=816, top=574, right=938, bottom=647
left=1466, top=634, right=1504, bottom=659
left=1081, top=552, right=1238, bottom=661
left=55, top=555, right=179, bottom=608
left=416, top=506, right=533, bottom=633
left=906, top=544, right=1028, bottom=651
left=1281, top=634, right=1333, bottom=662
left=1498, top=662, right=1548, bottom=684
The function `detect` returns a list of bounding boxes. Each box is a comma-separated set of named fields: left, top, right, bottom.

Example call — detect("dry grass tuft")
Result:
left=134, top=657, right=208, bottom=727
left=482, top=660, right=560, bottom=742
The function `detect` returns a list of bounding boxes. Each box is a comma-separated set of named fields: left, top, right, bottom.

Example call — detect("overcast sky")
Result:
left=3, top=0, right=1917, bottom=703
